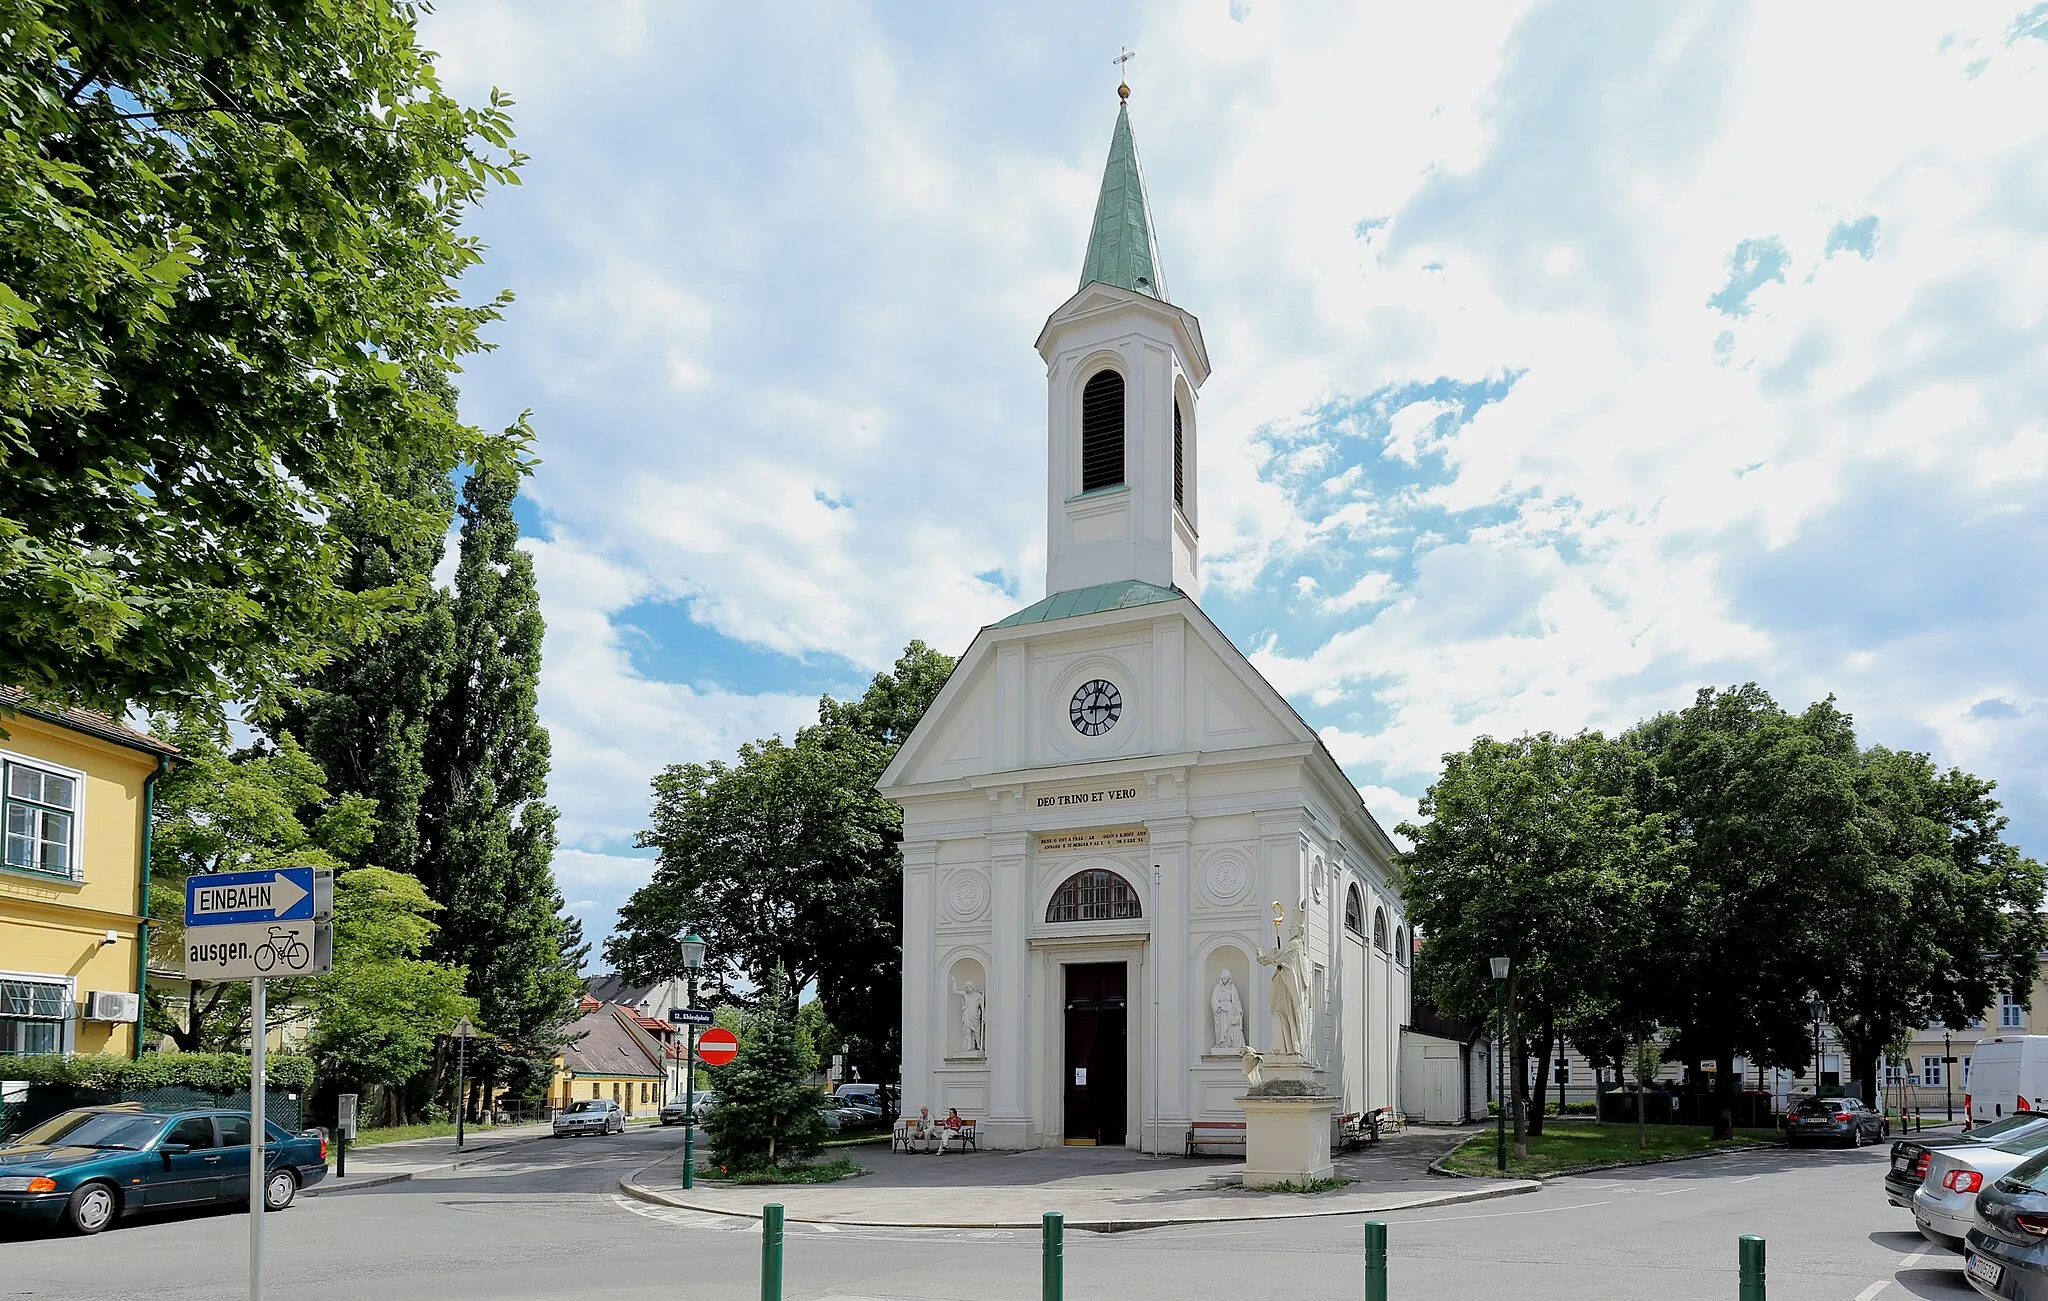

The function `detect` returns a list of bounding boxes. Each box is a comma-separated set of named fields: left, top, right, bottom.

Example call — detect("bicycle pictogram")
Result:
left=253, top=925, right=312, bottom=973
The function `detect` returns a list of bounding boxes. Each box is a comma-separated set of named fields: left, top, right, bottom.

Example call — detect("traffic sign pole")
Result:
left=250, top=975, right=266, bottom=1301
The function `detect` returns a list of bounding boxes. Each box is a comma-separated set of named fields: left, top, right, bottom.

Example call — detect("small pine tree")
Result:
left=702, top=971, right=826, bottom=1171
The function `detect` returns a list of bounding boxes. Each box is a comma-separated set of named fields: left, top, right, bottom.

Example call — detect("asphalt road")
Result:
left=0, top=1127, right=1984, bottom=1301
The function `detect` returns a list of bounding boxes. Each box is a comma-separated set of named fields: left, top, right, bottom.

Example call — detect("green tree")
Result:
left=0, top=2, right=526, bottom=718
left=416, top=457, right=578, bottom=1109
left=701, top=971, right=826, bottom=1171
left=1398, top=730, right=1666, bottom=1152
left=306, top=867, right=474, bottom=1094
left=146, top=722, right=375, bottom=1050
left=267, top=464, right=457, bottom=878
left=1626, top=685, right=1867, bottom=1139
left=1826, top=747, right=2045, bottom=1107
left=608, top=642, right=952, bottom=1085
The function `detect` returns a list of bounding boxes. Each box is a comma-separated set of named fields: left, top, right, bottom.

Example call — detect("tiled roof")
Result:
left=0, top=687, right=178, bottom=758
left=558, top=1005, right=665, bottom=1079
left=580, top=972, right=653, bottom=1007
left=991, top=579, right=1184, bottom=629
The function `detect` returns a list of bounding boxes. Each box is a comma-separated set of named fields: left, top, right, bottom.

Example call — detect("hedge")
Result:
left=3, top=1053, right=314, bottom=1093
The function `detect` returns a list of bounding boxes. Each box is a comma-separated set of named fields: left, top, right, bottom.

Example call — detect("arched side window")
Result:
left=1173, top=398, right=1185, bottom=510
left=1373, top=907, right=1388, bottom=951
left=1046, top=869, right=1143, bottom=923
left=1344, top=884, right=1364, bottom=935
left=1393, top=927, right=1407, bottom=966
left=1080, top=370, right=1125, bottom=493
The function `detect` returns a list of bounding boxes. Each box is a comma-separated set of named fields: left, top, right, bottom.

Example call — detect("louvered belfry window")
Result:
left=1173, top=399, right=1185, bottom=509
left=1080, top=369, right=1125, bottom=493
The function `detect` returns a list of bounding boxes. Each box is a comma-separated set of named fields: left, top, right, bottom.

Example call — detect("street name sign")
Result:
left=185, top=918, right=331, bottom=981
left=185, top=868, right=323, bottom=926
left=668, top=1008, right=715, bottom=1026
left=696, top=1027, right=739, bottom=1066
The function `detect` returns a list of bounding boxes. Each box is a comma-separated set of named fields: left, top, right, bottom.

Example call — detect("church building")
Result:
left=878, top=93, right=1409, bottom=1154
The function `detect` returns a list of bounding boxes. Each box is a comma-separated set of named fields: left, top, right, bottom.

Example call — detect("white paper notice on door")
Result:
left=1074, top=1068, right=1087, bottom=1086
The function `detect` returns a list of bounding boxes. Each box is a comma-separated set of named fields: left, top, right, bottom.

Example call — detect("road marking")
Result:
left=816, top=1223, right=842, bottom=1233
left=1655, top=1187, right=1693, bottom=1196
left=1853, top=1283, right=1888, bottom=1301
left=1899, top=1248, right=1933, bottom=1268
left=1729, top=1175, right=1764, bottom=1184
left=1398, top=1199, right=1611, bottom=1226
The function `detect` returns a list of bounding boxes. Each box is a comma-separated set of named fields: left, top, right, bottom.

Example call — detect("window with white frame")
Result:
left=2, top=758, right=79, bottom=879
left=1964, top=1055, right=1973, bottom=1086
left=2002, top=994, right=2026, bottom=1029
left=1883, top=1058, right=1905, bottom=1087
left=0, top=975, right=71, bottom=1055
left=1922, top=1055, right=1945, bottom=1087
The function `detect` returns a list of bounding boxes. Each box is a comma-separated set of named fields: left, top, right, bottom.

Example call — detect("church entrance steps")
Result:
left=620, top=1128, right=1535, bottom=1230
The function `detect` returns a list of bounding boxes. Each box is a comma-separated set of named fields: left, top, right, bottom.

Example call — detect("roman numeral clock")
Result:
left=1069, top=679, right=1122, bottom=737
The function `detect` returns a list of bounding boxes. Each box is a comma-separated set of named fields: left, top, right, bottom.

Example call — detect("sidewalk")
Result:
left=305, top=1121, right=556, bottom=1195
left=620, top=1127, right=1535, bottom=1229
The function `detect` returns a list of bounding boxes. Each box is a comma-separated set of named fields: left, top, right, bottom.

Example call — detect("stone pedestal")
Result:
left=1236, top=1053, right=1335, bottom=1185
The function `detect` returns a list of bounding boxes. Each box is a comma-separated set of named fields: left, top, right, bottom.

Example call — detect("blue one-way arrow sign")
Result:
left=185, top=868, right=316, bottom=926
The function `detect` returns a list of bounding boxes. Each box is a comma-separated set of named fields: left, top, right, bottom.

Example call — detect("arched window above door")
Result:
left=1046, top=869, right=1142, bottom=923
left=1344, top=884, right=1364, bottom=935
left=1373, top=907, right=1388, bottom=951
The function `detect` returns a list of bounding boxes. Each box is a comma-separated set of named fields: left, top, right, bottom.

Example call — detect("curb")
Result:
left=1427, top=1139, right=1781, bottom=1182
left=304, top=1131, right=558, bottom=1196
left=615, top=1162, right=1538, bottom=1231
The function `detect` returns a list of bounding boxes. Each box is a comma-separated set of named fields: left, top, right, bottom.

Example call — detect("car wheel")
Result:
left=263, top=1169, right=298, bottom=1212
left=65, top=1182, right=119, bottom=1235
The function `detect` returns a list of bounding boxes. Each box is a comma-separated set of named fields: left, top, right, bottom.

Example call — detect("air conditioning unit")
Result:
left=86, top=991, right=140, bottom=1022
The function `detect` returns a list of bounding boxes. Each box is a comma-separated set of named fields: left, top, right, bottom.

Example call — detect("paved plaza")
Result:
left=0, top=1123, right=1985, bottom=1301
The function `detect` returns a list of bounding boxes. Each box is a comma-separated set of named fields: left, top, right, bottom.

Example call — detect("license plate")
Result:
left=1968, top=1255, right=2003, bottom=1287
left=1894, top=1156, right=1912, bottom=1171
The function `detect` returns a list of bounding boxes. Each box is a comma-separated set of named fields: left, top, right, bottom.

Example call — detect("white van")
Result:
left=1966, top=1036, right=2048, bottom=1123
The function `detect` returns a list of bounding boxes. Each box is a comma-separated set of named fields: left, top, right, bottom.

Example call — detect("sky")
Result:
left=416, top=0, right=2048, bottom=961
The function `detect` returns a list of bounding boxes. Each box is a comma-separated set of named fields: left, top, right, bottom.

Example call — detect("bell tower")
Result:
left=1035, top=91, right=1209, bottom=599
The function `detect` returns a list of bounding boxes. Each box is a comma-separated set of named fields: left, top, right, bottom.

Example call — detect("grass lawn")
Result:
left=1438, top=1120, right=1781, bottom=1177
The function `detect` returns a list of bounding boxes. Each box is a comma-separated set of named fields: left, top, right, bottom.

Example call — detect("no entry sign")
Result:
left=696, top=1027, right=739, bottom=1066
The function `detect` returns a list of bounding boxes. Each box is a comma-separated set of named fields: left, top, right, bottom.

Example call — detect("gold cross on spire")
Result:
left=1115, top=46, right=1136, bottom=102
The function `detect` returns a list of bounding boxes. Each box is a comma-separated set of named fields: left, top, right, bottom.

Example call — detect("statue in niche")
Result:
left=1257, top=901, right=1311, bottom=1057
left=1209, top=968, right=1247, bottom=1053
left=953, top=978, right=985, bottom=1054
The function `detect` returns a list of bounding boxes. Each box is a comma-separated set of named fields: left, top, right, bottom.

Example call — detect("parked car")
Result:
left=1917, top=1128, right=2048, bottom=1250
left=837, top=1095, right=885, bottom=1123
left=1963, top=1146, right=2048, bottom=1299
left=1888, top=1115, right=2048, bottom=1208
left=551, top=1098, right=624, bottom=1138
left=0, top=1107, right=327, bottom=1235
left=658, top=1092, right=716, bottom=1126
left=834, top=1082, right=886, bottom=1111
left=1787, top=1095, right=1887, bottom=1148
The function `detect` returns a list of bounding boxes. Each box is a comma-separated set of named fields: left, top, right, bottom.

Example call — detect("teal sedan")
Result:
left=0, top=1107, right=328, bottom=1234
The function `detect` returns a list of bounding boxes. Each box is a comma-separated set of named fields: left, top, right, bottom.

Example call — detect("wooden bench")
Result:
left=893, top=1118, right=978, bottom=1153
left=1185, top=1120, right=1247, bottom=1158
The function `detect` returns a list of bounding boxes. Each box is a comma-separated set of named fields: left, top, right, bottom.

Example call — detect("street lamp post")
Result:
left=1491, top=957, right=1510, bottom=1172
left=1808, top=998, right=1827, bottom=1099
left=1946, top=1030, right=1954, bottom=1123
left=453, top=1015, right=473, bottom=1150
left=680, top=933, right=706, bottom=1191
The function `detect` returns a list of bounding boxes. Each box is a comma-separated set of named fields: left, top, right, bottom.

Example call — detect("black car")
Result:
left=1889, top=1115, right=2048, bottom=1208
left=1963, top=1147, right=2048, bottom=1298
left=1787, top=1095, right=1887, bottom=1148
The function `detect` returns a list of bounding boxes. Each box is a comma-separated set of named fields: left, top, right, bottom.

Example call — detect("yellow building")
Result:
left=0, top=692, right=176, bottom=1060
left=549, top=999, right=667, bottom=1116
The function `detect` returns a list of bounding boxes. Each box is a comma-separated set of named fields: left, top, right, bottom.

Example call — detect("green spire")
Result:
left=1079, top=102, right=1168, bottom=301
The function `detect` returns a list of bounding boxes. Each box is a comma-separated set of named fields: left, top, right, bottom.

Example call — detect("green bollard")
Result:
left=1043, top=1211, right=1064, bottom=1301
left=1365, top=1220, right=1388, bottom=1301
left=762, top=1203, right=785, bottom=1301
left=1739, top=1234, right=1765, bottom=1301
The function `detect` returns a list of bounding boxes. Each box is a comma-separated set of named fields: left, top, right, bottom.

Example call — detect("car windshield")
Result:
left=563, top=1101, right=599, bottom=1114
left=2002, top=1149, right=2048, bottom=1194
left=1990, top=1128, right=2048, bottom=1156
left=1970, top=1115, right=2046, bottom=1142
left=1796, top=1098, right=1851, bottom=1115
left=14, top=1110, right=165, bottom=1150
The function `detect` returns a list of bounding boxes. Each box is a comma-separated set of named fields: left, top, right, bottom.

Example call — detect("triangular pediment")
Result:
left=1034, top=282, right=1209, bottom=384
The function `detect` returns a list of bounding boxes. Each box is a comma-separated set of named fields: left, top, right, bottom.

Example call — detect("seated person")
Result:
left=935, top=1107, right=965, bottom=1153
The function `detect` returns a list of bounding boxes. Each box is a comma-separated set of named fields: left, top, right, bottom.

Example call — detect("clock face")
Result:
left=1069, top=679, right=1122, bottom=737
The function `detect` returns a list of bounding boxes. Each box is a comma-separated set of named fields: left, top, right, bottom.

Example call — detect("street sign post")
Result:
left=182, top=867, right=333, bottom=1301
left=696, top=1027, right=739, bottom=1066
left=667, top=1007, right=714, bottom=1027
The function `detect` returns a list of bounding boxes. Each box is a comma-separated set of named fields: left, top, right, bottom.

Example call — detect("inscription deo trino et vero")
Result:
left=1036, top=786, right=1139, bottom=809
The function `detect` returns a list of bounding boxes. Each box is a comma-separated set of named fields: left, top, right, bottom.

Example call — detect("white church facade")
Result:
left=879, top=95, right=1410, bottom=1154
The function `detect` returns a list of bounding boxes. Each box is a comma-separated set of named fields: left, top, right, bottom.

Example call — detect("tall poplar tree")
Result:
left=417, top=455, right=578, bottom=1105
